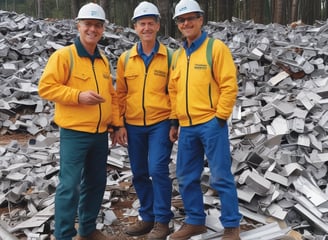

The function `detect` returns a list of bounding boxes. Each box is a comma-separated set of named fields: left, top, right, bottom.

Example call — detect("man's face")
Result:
left=176, top=12, right=203, bottom=42
left=134, top=17, right=160, bottom=42
left=77, top=19, right=104, bottom=46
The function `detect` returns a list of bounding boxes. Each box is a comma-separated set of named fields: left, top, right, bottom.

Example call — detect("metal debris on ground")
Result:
left=1, top=10, right=328, bottom=240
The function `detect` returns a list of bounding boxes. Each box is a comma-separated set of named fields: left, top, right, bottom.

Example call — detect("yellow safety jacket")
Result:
left=116, top=43, right=171, bottom=126
left=168, top=37, right=238, bottom=127
left=38, top=41, right=120, bottom=133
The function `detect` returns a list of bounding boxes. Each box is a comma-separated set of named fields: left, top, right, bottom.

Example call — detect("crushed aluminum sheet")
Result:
left=2, top=9, right=328, bottom=240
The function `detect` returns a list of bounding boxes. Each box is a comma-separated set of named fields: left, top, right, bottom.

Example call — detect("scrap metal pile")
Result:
left=1, top=9, right=328, bottom=240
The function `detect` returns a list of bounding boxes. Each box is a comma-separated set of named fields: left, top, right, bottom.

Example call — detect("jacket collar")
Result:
left=74, top=37, right=102, bottom=60
left=183, top=31, right=207, bottom=56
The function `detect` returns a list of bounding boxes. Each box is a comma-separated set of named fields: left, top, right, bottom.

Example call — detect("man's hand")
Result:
left=216, top=117, right=226, bottom=127
left=169, top=126, right=179, bottom=143
left=79, top=90, right=105, bottom=105
left=116, top=127, right=128, bottom=147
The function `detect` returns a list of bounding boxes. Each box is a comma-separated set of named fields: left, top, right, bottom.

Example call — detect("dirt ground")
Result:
left=0, top=132, right=31, bottom=146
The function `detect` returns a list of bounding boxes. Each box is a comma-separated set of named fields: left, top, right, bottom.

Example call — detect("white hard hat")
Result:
left=76, top=3, right=106, bottom=22
left=173, top=0, right=204, bottom=20
left=132, top=1, right=160, bottom=21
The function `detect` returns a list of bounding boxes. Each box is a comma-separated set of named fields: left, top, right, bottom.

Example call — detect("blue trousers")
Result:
left=54, top=128, right=108, bottom=240
left=126, top=120, right=174, bottom=223
left=176, top=118, right=242, bottom=227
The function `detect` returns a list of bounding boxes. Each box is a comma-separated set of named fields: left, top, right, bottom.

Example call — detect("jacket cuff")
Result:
left=112, top=126, right=122, bottom=132
left=170, top=119, right=179, bottom=128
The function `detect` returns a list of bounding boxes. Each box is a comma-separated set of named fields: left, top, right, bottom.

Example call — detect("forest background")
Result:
left=1, top=0, right=328, bottom=38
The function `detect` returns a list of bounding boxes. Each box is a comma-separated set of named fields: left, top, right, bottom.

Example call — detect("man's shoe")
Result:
left=76, top=229, right=119, bottom=240
left=169, top=223, right=206, bottom=240
left=124, top=220, right=154, bottom=236
left=222, top=227, right=240, bottom=240
left=147, top=222, right=171, bottom=240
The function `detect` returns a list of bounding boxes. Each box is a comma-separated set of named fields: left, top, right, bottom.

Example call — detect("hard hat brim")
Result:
left=75, top=18, right=108, bottom=24
left=132, top=14, right=160, bottom=22
left=173, top=10, right=204, bottom=20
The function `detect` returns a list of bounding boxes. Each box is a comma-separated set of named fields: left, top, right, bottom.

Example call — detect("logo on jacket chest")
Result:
left=194, top=64, right=208, bottom=70
left=154, top=70, right=167, bottom=78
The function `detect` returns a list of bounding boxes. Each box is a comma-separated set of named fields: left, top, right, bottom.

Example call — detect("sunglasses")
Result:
left=175, top=15, right=201, bottom=25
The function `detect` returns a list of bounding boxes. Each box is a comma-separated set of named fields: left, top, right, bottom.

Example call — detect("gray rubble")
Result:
left=1, top=9, right=328, bottom=240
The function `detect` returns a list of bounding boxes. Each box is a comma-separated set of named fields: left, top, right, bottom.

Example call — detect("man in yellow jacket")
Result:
left=168, top=0, right=242, bottom=240
left=38, top=3, right=120, bottom=240
left=115, top=2, right=174, bottom=240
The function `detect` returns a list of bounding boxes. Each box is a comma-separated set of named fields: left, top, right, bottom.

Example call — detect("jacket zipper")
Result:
left=186, top=55, right=192, bottom=125
left=142, top=66, right=147, bottom=126
left=92, top=63, right=102, bottom=133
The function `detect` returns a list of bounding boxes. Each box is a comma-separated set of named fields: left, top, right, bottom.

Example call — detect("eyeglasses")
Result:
left=175, top=15, right=200, bottom=25
left=79, top=21, right=104, bottom=29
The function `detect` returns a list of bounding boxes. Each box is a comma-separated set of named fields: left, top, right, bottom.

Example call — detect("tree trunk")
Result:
left=249, top=0, right=264, bottom=23
left=244, top=0, right=249, bottom=20
left=291, top=0, right=298, bottom=22
left=198, top=0, right=208, bottom=24
left=226, top=0, right=234, bottom=21
left=71, top=0, right=78, bottom=19
left=300, top=0, right=320, bottom=24
left=122, top=0, right=129, bottom=27
left=218, top=0, right=230, bottom=22
left=272, top=0, right=284, bottom=24
left=156, top=0, right=170, bottom=36
left=99, top=0, right=109, bottom=21
left=37, top=0, right=43, bottom=18
left=314, top=0, right=321, bottom=23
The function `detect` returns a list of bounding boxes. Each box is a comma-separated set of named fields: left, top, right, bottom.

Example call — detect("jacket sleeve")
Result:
left=168, top=50, right=179, bottom=121
left=38, top=48, right=80, bottom=105
left=109, top=82, right=121, bottom=127
left=213, top=40, right=238, bottom=120
left=115, top=51, right=128, bottom=126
